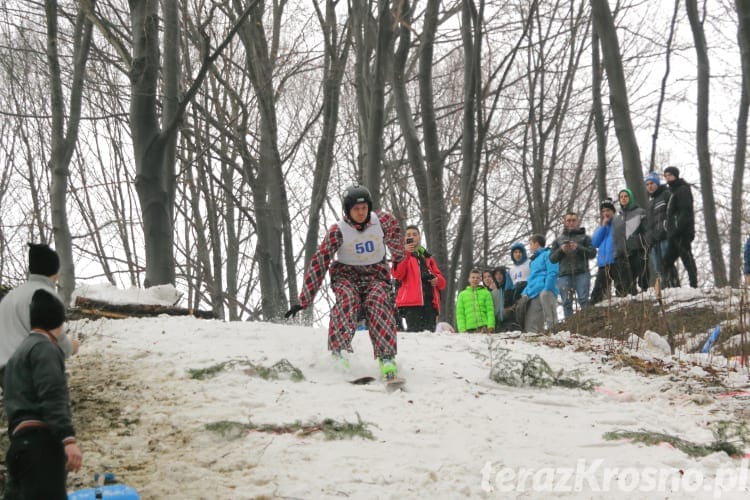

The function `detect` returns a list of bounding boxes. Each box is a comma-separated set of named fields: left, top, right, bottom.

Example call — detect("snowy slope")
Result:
left=65, top=303, right=750, bottom=499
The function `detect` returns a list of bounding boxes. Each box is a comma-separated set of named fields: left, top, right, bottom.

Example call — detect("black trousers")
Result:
left=590, top=265, right=613, bottom=304
left=663, top=236, right=698, bottom=288
left=6, top=427, right=67, bottom=500
left=399, top=305, right=437, bottom=332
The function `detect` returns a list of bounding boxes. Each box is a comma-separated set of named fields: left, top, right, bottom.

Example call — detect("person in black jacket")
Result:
left=644, top=172, right=675, bottom=288
left=550, top=212, right=597, bottom=319
left=3, top=289, right=82, bottom=499
left=662, top=166, right=698, bottom=288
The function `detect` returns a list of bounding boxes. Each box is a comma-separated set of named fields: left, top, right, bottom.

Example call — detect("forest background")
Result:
left=1, top=0, right=749, bottom=326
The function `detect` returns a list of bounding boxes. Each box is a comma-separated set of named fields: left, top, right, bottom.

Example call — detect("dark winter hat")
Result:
left=644, top=172, right=660, bottom=186
left=29, top=289, right=65, bottom=331
left=28, top=243, right=60, bottom=277
left=599, top=198, right=616, bottom=212
left=663, top=166, right=680, bottom=178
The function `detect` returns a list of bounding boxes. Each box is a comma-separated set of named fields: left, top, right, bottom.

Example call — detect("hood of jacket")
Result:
left=619, top=188, right=635, bottom=209
left=509, top=242, right=528, bottom=264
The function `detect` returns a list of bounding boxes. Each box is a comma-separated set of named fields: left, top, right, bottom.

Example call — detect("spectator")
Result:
left=744, top=237, right=750, bottom=286
left=663, top=166, right=698, bottom=288
left=285, top=184, right=404, bottom=380
left=392, top=225, right=446, bottom=332
left=508, top=242, right=531, bottom=301
left=590, top=199, right=617, bottom=304
left=612, top=188, right=647, bottom=296
left=3, top=289, right=83, bottom=498
left=482, top=269, right=500, bottom=321
left=518, top=234, right=559, bottom=333
left=492, top=266, right=516, bottom=331
left=644, top=172, right=674, bottom=288
left=550, top=212, right=597, bottom=319
left=482, top=269, right=506, bottom=332
left=0, top=243, right=77, bottom=390
left=455, top=269, right=495, bottom=333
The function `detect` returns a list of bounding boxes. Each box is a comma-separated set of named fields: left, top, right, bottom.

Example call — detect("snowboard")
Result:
left=348, top=375, right=406, bottom=391
left=384, top=376, right=407, bottom=392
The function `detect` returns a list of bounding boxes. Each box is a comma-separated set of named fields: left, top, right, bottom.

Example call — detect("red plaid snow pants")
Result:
left=328, top=277, right=397, bottom=358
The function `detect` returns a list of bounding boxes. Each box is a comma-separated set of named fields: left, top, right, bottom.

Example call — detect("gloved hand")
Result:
left=285, top=304, right=304, bottom=319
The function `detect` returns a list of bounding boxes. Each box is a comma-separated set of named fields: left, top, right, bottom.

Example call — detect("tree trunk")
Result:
left=589, top=0, right=646, bottom=207
left=392, top=0, right=430, bottom=229
left=446, top=0, right=483, bottom=321
left=732, top=0, right=750, bottom=286
left=363, top=0, right=393, bottom=206
left=351, top=0, right=376, bottom=181
left=591, top=26, right=608, bottom=202
left=304, top=0, right=351, bottom=274
left=685, top=0, right=727, bottom=286
left=45, top=0, right=93, bottom=304
left=418, top=0, right=450, bottom=314
left=130, top=0, right=177, bottom=287
left=235, top=0, right=294, bottom=320
left=730, top=81, right=748, bottom=286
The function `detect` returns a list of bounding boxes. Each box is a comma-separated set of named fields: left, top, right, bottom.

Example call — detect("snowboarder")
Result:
left=285, top=184, right=404, bottom=379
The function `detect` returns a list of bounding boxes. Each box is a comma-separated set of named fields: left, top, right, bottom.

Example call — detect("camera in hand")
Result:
left=406, top=237, right=414, bottom=244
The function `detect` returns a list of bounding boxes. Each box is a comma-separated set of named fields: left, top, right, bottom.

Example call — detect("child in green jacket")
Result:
left=456, top=269, right=496, bottom=333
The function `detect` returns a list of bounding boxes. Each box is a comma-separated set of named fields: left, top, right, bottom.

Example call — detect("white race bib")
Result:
left=335, top=213, right=386, bottom=265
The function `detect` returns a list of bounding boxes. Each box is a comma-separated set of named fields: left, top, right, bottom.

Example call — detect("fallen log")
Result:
left=70, top=296, right=217, bottom=320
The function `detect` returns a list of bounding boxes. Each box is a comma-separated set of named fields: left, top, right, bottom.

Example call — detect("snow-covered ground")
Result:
left=63, top=285, right=750, bottom=499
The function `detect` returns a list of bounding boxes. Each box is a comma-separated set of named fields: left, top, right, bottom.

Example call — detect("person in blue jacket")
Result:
left=744, top=237, right=750, bottom=286
left=590, top=199, right=616, bottom=304
left=519, top=234, right=559, bottom=333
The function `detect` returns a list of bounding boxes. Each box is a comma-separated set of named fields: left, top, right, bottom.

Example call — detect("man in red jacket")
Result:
left=285, top=184, right=404, bottom=379
left=392, top=225, right=446, bottom=332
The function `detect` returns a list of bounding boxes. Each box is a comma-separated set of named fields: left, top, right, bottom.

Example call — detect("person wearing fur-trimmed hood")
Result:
left=612, top=188, right=647, bottom=296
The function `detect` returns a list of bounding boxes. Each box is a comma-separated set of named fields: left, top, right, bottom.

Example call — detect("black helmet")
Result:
left=342, top=184, right=372, bottom=228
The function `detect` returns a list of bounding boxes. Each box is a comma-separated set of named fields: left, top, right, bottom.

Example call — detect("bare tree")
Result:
left=417, top=0, right=450, bottom=311
left=649, top=0, right=680, bottom=173
left=45, top=0, right=93, bottom=303
left=685, top=0, right=727, bottom=286
left=589, top=0, right=646, bottom=207
left=591, top=23, right=608, bottom=205
left=303, top=0, right=352, bottom=273
left=732, top=0, right=750, bottom=285
left=88, top=0, right=255, bottom=288
left=362, top=0, right=394, bottom=206
left=233, top=0, right=296, bottom=319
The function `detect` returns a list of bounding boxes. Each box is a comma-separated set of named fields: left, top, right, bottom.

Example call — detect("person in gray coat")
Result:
left=550, top=212, right=596, bottom=319
left=0, top=243, right=77, bottom=389
left=612, top=189, right=647, bottom=296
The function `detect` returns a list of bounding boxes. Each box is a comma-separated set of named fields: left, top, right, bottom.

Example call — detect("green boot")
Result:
left=378, top=357, right=398, bottom=379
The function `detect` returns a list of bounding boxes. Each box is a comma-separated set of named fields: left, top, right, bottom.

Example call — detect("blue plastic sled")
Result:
left=68, top=484, right=140, bottom=500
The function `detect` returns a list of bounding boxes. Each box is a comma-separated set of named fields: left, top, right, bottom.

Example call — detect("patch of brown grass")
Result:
left=554, top=296, right=740, bottom=355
